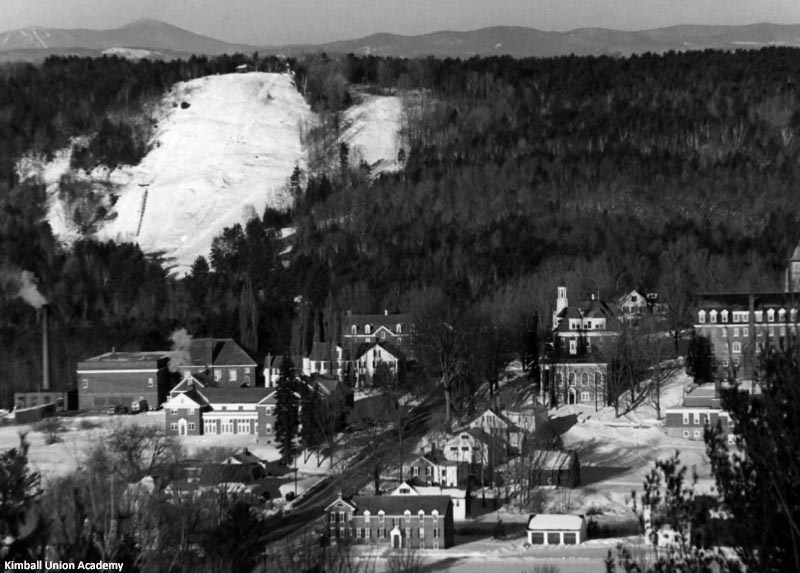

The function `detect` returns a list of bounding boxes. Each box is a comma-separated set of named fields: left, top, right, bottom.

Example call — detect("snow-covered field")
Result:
left=24, top=72, right=404, bottom=275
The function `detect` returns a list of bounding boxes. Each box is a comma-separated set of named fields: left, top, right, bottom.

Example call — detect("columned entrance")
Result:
left=390, top=527, right=402, bottom=549
left=178, top=418, right=188, bottom=436
left=567, top=388, right=577, bottom=405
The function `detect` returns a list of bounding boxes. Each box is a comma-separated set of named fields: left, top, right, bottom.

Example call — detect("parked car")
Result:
left=107, top=404, right=129, bottom=415
left=130, top=399, right=148, bottom=413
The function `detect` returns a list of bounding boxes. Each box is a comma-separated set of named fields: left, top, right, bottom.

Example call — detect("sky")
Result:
left=5, top=0, right=800, bottom=45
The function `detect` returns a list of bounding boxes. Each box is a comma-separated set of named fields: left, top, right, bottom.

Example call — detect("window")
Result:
left=710, top=310, right=717, bottom=323
left=82, top=379, right=89, bottom=389
left=721, top=329, right=727, bottom=338
left=743, top=327, right=749, bottom=337
left=238, top=419, right=250, bottom=434
left=721, top=310, right=728, bottom=323
left=265, top=423, right=273, bottom=434
left=682, top=413, right=689, bottom=425
left=214, top=370, right=222, bottom=381
left=204, top=420, right=217, bottom=434
left=779, top=309, right=786, bottom=322
left=581, top=372, right=589, bottom=387
left=189, top=407, right=195, bottom=415
left=229, top=369, right=237, bottom=382
left=569, top=339, right=577, bottom=354
left=351, top=325, right=357, bottom=334
left=339, top=511, right=345, bottom=522
left=733, top=328, right=739, bottom=338
left=170, top=408, right=178, bottom=414
left=245, top=367, right=250, bottom=374
left=682, top=430, right=690, bottom=438
left=365, top=324, right=371, bottom=334
left=568, top=372, right=576, bottom=386
left=413, top=466, right=419, bottom=477
left=755, top=311, right=763, bottom=322
left=581, top=392, right=590, bottom=402
left=693, top=430, right=701, bottom=439
left=396, top=323, right=402, bottom=334
left=379, top=511, right=385, bottom=526
left=433, top=528, right=440, bottom=539
left=693, top=412, right=700, bottom=425
left=148, top=377, right=154, bottom=388
left=170, top=423, right=178, bottom=431
left=732, top=312, right=740, bottom=323
left=698, top=310, right=706, bottom=323
left=768, top=309, right=775, bottom=322
left=339, top=527, right=345, bottom=538
left=732, top=342, right=741, bottom=354
left=188, top=422, right=195, bottom=431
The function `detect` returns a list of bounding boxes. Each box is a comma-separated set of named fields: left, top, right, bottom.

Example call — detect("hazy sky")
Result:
left=5, top=0, right=800, bottom=45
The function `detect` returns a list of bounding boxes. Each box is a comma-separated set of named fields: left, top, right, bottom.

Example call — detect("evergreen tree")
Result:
left=274, top=355, right=300, bottom=465
left=686, top=333, right=714, bottom=384
left=705, top=346, right=800, bottom=573
left=299, top=381, right=323, bottom=458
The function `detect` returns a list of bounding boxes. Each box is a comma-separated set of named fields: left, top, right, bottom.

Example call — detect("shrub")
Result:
left=35, top=417, right=65, bottom=445
left=77, top=419, right=101, bottom=431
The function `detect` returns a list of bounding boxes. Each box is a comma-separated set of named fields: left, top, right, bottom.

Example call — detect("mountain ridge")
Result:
left=2, top=19, right=800, bottom=62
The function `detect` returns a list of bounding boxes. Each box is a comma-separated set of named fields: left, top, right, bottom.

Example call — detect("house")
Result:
left=325, top=494, right=454, bottom=549
left=467, top=407, right=525, bottom=451
left=341, top=310, right=414, bottom=358
left=262, top=354, right=303, bottom=388
left=183, top=338, right=258, bottom=387
left=501, top=403, right=548, bottom=434
left=168, top=372, right=209, bottom=398
left=618, top=290, right=649, bottom=321
left=352, top=340, right=405, bottom=388
left=527, top=514, right=587, bottom=545
left=77, top=350, right=175, bottom=411
left=390, top=480, right=469, bottom=521
left=406, top=450, right=468, bottom=488
left=528, top=450, right=581, bottom=488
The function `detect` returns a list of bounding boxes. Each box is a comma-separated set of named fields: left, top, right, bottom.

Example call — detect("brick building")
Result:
left=77, top=351, right=174, bottom=411
left=325, top=494, right=454, bottom=549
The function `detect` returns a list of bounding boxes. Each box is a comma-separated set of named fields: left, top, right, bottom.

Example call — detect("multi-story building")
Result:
left=663, top=385, right=734, bottom=443
left=163, top=385, right=274, bottom=437
left=694, top=292, right=800, bottom=382
left=540, top=287, right=620, bottom=407
left=77, top=351, right=174, bottom=411
left=183, top=338, right=258, bottom=387
left=406, top=450, right=469, bottom=488
left=325, top=494, right=454, bottom=549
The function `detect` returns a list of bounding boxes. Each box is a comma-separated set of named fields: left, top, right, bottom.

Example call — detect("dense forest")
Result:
left=3, top=48, right=800, bottom=407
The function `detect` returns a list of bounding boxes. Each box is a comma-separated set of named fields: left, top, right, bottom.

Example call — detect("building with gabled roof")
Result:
left=351, top=340, right=405, bottom=388
left=183, top=338, right=257, bottom=388
left=342, top=310, right=414, bottom=359
left=527, top=450, right=581, bottom=488
left=405, top=449, right=469, bottom=488
left=325, top=493, right=454, bottom=549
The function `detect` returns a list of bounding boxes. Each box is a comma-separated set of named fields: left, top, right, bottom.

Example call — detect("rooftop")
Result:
left=80, top=351, right=168, bottom=364
left=528, top=514, right=585, bottom=531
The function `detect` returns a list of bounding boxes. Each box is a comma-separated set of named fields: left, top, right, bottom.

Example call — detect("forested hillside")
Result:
left=3, top=49, right=800, bottom=408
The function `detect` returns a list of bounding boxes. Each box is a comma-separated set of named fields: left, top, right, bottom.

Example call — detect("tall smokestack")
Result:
left=41, top=304, right=50, bottom=391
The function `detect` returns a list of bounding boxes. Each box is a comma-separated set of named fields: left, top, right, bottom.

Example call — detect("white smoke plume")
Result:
left=168, top=328, right=193, bottom=373
left=0, top=267, right=48, bottom=308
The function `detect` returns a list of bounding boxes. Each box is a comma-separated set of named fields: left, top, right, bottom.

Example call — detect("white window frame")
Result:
left=698, top=310, right=706, bottom=324
left=682, top=430, right=690, bottom=438
left=721, top=310, right=728, bottom=323
left=188, top=422, right=195, bottom=431
left=682, top=413, right=689, bottom=425
left=733, top=327, right=740, bottom=338
left=148, top=377, right=154, bottom=388
left=732, top=342, right=741, bottom=354
left=693, top=430, right=701, bottom=439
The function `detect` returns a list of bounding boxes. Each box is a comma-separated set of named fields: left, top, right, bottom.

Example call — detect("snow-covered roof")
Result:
left=527, top=514, right=585, bottom=531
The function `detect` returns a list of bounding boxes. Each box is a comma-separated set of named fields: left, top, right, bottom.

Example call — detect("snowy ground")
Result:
left=26, top=73, right=404, bottom=276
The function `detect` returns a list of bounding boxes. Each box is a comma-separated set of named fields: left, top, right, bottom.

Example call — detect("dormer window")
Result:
left=721, top=310, right=729, bottom=323
left=698, top=310, right=706, bottom=324
left=396, top=323, right=402, bottom=334
left=351, top=325, right=357, bottom=334
left=365, top=324, right=371, bottom=334
left=779, top=309, right=786, bottom=322
left=768, top=309, right=775, bottom=323
left=710, top=310, right=718, bottom=323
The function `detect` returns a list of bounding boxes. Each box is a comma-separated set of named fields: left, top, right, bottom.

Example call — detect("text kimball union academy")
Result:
left=3, top=562, right=124, bottom=571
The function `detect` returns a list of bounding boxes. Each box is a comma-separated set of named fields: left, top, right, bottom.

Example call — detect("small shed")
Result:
left=529, top=450, right=581, bottom=488
left=527, top=514, right=587, bottom=545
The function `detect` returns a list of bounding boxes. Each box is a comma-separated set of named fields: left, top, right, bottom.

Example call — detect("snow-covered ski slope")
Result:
left=97, top=72, right=311, bottom=274
left=37, top=72, right=404, bottom=275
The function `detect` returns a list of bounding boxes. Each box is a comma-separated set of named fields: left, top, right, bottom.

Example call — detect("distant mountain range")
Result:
left=3, top=19, right=800, bottom=62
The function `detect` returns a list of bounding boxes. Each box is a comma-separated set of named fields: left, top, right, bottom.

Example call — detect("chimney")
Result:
left=41, top=305, right=50, bottom=391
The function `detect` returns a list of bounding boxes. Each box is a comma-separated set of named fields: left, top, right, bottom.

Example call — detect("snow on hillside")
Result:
left=343, top=94, right=403, bottom=175
left=32, top=73, right=404, bottom=276
left=97, top=72, right=311, bottom=275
